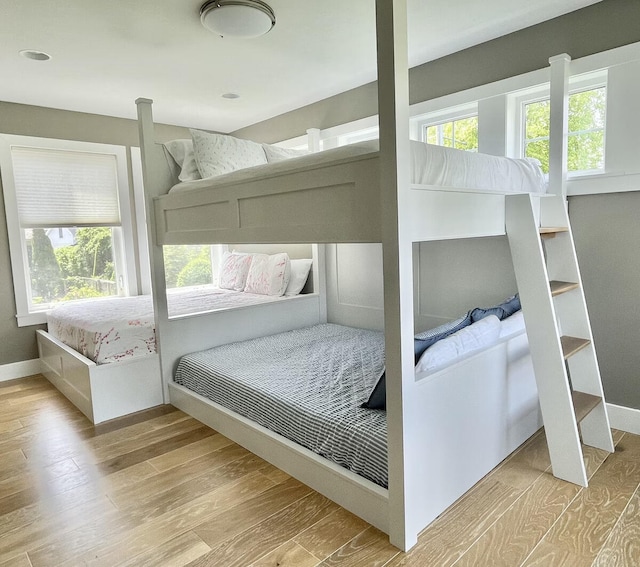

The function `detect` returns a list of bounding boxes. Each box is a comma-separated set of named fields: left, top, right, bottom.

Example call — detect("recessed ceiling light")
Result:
left=19, top=49, right=51, bottom=61
left=222, top=92, right=240, bottom=99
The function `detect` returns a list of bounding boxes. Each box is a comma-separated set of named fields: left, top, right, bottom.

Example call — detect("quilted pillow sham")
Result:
left=190, top=129, right=267, bottom=179
left=262, top=143, right=308, bottom=163
left=244, top=253, right=291, bottom=296
left=163, top=139, right=201, bottom=182
left=218, top=251, right=253, bottom=291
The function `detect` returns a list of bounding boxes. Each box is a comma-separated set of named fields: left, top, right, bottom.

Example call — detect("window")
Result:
left=424, top=116, right=478, bottom=151
left=163, top=245, right=225, bottom=289
left=0, top=136, right=137, bottom=326
left=522, top=86, right=606, bottom=174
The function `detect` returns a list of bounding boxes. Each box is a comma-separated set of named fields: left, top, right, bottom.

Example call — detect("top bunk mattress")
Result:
left=168, top=140, right=547, bottom=196
left=46, top=285, right=292, bottom=364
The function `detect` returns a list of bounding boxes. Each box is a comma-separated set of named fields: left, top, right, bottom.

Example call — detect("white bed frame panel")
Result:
left=37, top=329, right=163, bottom=424
left=168, top=329, right=540, bottom=538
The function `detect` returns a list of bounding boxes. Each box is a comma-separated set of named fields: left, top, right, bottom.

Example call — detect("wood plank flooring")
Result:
left=1, top=374, right=639, bottom=566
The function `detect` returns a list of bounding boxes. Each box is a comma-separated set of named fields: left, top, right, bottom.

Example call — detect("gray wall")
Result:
left=570, top=193, right=640, bottom=408
left=0, top=102, right=189, bottom=364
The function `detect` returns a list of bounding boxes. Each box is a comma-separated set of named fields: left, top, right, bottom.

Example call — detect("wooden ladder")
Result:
left=506, top=193, right=614, bottom=486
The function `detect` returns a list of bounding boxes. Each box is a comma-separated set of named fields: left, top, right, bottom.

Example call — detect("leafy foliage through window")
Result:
left=425, top=116, right=478, bottom=151
left=524, top=87, right=606, bottom=173
left=163, top=245, right=214, bottom=289
left=28, top=227, right=117, bottom=304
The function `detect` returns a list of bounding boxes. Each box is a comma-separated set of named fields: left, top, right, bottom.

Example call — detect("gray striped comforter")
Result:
left=174, top=323, right=388, bottom=487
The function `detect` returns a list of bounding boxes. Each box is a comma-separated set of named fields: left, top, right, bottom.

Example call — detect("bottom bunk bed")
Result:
left=169, top=310, right=542, bottom=535
left=37, top=252, right=315, bottom=424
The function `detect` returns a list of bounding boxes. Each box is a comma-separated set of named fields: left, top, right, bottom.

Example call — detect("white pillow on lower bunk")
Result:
left=218, top=251, right=253, bottom=291
left=244, top=253, right=291, bottom=296
left=285, top=259, right=312, bottom=295
left=415, top=314, right=501, bottom=373
left=190, top=129, right=267, bottom=178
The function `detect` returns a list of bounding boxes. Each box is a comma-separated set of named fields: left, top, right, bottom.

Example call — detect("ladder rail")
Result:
left=506, top=193, right=589, bottom=486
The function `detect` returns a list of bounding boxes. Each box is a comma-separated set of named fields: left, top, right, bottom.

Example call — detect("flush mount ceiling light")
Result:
left=19, top=49, right=51, bottom=61
left=200, top=0, right=276, bottom=39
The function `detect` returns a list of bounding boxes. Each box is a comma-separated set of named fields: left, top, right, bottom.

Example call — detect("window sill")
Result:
left=17, top=311, right=48, bottom=327
left=567, top=170, right=640, bottom=196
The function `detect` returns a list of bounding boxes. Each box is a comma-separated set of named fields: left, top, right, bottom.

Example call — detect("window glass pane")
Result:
left=27, top=227, right=117, bottom=307
left=424, top=116, right=478, bottom=152
left=568, top=87, right=606, bottom=131
left=523, top=87, right=605, bottom=174
left=425, top=125, right=438, bottom=145
left=163, top=245, right=214, bottom=289
left=453, top=116, right=478, bottom=151
left=568, top=131, right=605, bottom=171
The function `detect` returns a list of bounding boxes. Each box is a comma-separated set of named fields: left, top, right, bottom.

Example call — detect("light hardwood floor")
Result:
left=1, top=374, right=639, bottom=566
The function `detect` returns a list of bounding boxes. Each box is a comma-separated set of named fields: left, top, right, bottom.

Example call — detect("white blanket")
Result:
left=169, top=140, right=547, bottom=195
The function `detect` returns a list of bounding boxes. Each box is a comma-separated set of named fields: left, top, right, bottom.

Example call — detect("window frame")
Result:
left=512, top=71, right=608, bottom=177
left=0, top=135, right=138, bottom=326
left=412, top=102, right=478, bottom=146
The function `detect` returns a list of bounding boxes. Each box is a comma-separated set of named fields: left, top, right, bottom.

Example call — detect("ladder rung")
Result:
left=540, top=226, right=569, bottom=239
left=561, top=336, right=591, bottom=359
left=550, top=280, right=580, bottom=297
left=572, top=391, right=602, bottom=423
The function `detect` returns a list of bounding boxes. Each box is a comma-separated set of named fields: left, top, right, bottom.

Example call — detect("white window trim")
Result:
left=510, top=70, right=608, bottom=178
left=411, top=102, right=479, bottom=144
left=0, top=135, right=138, bottom=327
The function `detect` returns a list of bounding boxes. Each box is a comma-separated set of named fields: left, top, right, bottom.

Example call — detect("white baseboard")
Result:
left=607, top=403, right=640, bottom=435
left=0, top=359, right=43, bottom=383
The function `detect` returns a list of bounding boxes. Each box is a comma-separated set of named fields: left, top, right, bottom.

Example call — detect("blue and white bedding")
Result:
left=173, top=312, right=527, bottom=487
left=174, top=323, right=389, bottom=487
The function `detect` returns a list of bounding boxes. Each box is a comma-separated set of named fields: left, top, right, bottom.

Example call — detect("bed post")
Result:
left=375, top=0, right=417, bottom=551
left=541, top=54, right=571, bottom=227
left=306, top=128, right=321, bottom=152
left=135, top=98, right=171, bottom=400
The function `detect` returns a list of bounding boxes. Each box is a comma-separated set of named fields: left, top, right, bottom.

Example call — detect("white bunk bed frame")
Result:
left=133, top=0, right=582, bottom=551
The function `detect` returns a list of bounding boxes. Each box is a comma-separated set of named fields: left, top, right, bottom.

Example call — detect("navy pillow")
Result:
left=413, top=312, right=472, bottom=363
left=470, top=294, right=520, bottom=323
left=361, top=372, right=386, bottom=410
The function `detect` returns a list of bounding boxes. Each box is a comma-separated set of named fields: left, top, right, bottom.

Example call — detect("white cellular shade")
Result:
left=11, top=146, right=121, bottom=228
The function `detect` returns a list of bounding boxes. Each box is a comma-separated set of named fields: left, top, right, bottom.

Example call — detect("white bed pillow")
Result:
left=244, top=253, right=291, bottom=296
left=285, top=258, right=312, bottom=295
left=218, top=251, right=253, bottom=291
left=262, top=143, right=308, bottom=163
left=190, top=129, right=267, bottom=179
left=163, top=139, right=201, bottom=182
left=415, top=315, right=501, bottom=373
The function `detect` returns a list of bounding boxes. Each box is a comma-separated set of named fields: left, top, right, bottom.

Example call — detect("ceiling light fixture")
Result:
left=19, top=49, right=51, bottom=61
left=200, top=0, right=276, bottom=39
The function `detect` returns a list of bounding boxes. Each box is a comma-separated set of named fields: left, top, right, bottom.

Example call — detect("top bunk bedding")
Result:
left=167, top=137, right=547, bottom=196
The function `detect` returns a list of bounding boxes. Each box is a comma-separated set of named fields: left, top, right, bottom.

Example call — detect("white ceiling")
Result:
left=1, top=0, right=601, bottom=133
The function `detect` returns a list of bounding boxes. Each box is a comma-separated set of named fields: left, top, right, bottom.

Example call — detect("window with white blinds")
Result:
left=11, top=146, right=121, bottom=228
left=0, top=135, right=138, bottom=326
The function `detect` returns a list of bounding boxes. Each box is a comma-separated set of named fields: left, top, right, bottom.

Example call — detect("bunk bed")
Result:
left=37, top=253, right=314, bottom=424
left=133, top=1, right=570, bottom=551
